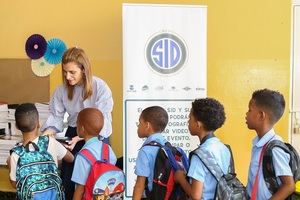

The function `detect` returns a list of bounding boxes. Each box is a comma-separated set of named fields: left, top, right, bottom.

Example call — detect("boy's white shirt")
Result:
left=9, top=136, right=67, bottom=181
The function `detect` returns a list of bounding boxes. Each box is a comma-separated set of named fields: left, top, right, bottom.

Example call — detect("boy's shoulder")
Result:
left=11, top=136, right=45, bottom=154
left=80, top=140, right=115, bottom=161
left=142, top=133, right=166, bottom=146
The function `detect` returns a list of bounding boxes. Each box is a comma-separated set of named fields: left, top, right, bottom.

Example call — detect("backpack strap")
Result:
left=37, top=136, right=49, bottom=152
left=251, top=136, right=275, bottom=200
left=262, top=140, right=294, bottom=195
left=143, top=140, right=164, bottom=196
left=164, top=143, right=180, bottom=171
left=143, top=141, right=163, bottom=148
left=10, top=145, right=25, bottom=157
left=225, top=144, right=235, bottom=174
left=144, top=141, right=188, bottom=171
left=80, top=148, right=97, bottom=165
left=24, top=141, right=40, bottom=152
left=101, top=142, right=109, bottom=162
left=191, top=148, right=223, bottom=181
left=176, top=147, right=189, bottom=171
left=80, top=142, right=110, bottom=165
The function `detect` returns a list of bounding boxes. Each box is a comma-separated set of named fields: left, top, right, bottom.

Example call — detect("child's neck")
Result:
left=256, top=125, right=273, bottom=139
left=199, top=131, right=214, bottom=143
left=22, top=130, right=39, bottom=146
left=84, top=135, right=97, bottom=142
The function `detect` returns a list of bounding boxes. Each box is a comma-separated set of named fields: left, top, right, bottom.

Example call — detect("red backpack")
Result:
left=80, top=143, right=125, bottom=200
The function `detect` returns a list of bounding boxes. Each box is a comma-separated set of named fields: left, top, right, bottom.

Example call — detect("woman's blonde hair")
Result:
left=62, top=47, right=93, bottom=100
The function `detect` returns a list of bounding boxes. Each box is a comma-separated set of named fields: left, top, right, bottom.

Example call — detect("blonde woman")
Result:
left=41, top=47, right=113, bottom=200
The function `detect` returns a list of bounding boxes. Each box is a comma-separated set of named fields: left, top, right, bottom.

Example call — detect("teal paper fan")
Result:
left=44, top=38, right=67, bottom=65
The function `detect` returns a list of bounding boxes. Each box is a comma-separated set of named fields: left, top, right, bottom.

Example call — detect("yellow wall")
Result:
left=0, top=0, right=291, bottom=187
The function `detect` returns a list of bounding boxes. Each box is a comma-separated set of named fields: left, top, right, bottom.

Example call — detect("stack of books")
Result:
left=0, top=103, right=8, bottom=135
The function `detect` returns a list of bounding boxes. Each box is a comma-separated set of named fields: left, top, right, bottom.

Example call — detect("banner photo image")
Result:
left=123, top=4, right=207, bottom=198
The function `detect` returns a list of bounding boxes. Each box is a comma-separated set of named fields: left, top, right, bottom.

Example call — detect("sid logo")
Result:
left=146, top=33, right=187, bottom=74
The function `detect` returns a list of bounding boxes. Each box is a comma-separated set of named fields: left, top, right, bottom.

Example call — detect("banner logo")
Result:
left=146, top=33, right=187, bottom=74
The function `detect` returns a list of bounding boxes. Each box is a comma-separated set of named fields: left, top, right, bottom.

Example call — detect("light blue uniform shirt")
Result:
left=135, top=133, right=168, bottom=191
left=188, top=137, right=231, bottom=200
left=71, top=137, right=117, bottom=185
left=41, top=76, right=113, bottom=138
left=246, top=129, right=292, bottom=199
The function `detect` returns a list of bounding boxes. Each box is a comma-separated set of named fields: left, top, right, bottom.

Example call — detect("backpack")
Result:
left=80, top=142, right=125, bottom=200
left=191, top=145, right=248, bottom=200
left=10, top=136, right=64, bottom=200
left=144, top=141, right=189, bottom=200
left=262, top=140, right=300, bottom=199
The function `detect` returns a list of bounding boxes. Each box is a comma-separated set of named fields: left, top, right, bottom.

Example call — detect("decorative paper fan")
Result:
left=31, top=57, right=55, bottom=77
left=25, top=34, right=47, bottom=59
left=44, top=38, right=67, bottom=65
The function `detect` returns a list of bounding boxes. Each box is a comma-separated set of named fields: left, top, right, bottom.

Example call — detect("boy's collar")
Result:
left=84, top=136, right=99, bottom=146
left=200, top=132, right=215, bottom=145
left=254, top=128, right=275, bottom=147
left=143, top=132, right=162, bottom=145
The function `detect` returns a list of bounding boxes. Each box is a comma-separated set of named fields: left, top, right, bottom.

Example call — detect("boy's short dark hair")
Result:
left=191, top=98, right=226, bottom=131
left=15, top=103, right=39, bottom=133
left=252, top=88, right=285, bottom=124
left=77, top=108, right=104, bottom=136
left=141, top=106, right=168, bottom=132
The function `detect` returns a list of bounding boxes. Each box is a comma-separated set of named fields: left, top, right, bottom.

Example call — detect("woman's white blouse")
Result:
left=41, top=76, right=113, bottom=138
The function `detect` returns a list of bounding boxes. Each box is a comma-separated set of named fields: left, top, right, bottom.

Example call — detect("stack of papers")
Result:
left=0, top=135, right=22, bottom=165
left=0, top=103, right=9, bottom=135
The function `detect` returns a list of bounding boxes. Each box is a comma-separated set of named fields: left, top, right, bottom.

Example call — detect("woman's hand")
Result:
left=63, top=136, right=84, bottom=151
left=42, top=129, right=56, bottom=137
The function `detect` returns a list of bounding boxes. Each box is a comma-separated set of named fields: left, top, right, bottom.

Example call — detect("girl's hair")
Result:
left=62, top=47, right=93, bottom=100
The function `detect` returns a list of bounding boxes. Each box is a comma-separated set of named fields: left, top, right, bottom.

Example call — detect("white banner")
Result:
left=123, top=4, right=207, bottom=199
left=290, top=0, right=300, bottom=152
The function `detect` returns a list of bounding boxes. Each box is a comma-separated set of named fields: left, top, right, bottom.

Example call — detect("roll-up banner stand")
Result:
left=123, top=4, right=207, bottom=199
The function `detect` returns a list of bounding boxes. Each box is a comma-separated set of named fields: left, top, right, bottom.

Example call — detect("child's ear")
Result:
left=37, top=121, right=40, bottom=129
left=196, top=121, right=203, bottom=128
left=146, top=122, right=150, bottom=129
left=259, top=110, right=266, bottom=121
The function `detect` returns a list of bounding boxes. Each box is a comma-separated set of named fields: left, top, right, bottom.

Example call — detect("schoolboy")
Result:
left=8, top=103, right=74, bottom=187
left=72, top=108, right=117, bottom=200
left=174, top=98, right=231, bottom=200
left=246, top=89, right=294, bottom=199
left=132, top=106, right=169, bottom=200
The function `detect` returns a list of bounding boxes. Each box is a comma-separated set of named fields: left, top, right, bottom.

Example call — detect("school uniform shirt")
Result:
left=10, top=136, right=67, bottom=181
left=41, top=76, right=113, bottom=138
left=187, top=137, right=231, bottom=200
left=71, top=137, right=117, bottom=186
left=135, top=133, right=168, bottom=191
left=246, top=128, right=292, bottom=199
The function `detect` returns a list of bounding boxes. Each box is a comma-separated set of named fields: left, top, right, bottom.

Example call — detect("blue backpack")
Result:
left=10, top=136, right=64, bottom=200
